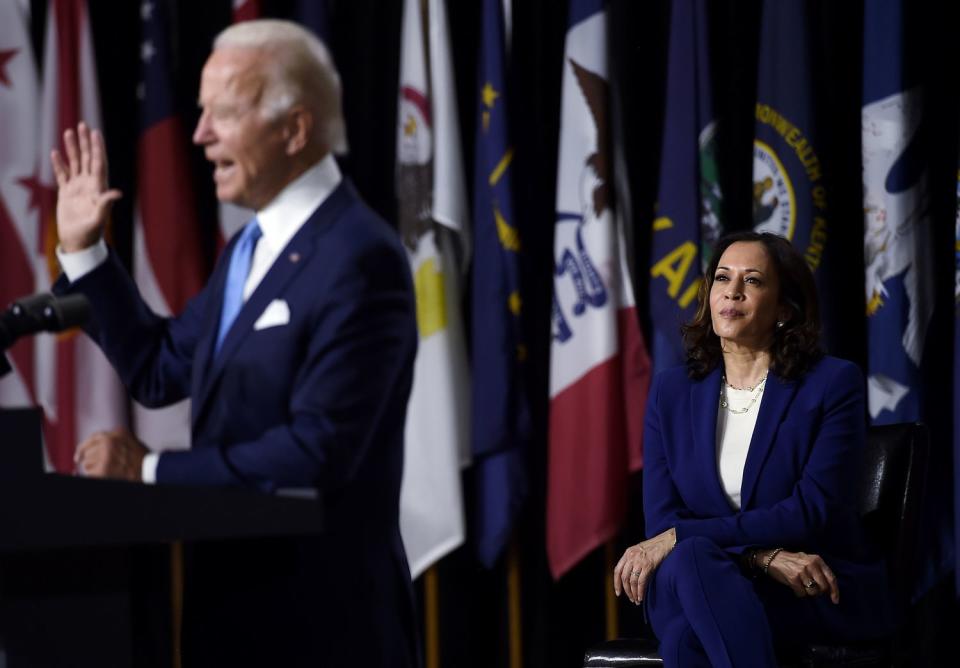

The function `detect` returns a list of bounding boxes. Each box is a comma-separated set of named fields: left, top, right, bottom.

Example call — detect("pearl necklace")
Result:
left=719, top=372, right=768, bottom=414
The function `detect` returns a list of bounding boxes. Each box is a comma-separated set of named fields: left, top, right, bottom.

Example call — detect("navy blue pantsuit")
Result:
left=642, top=358, right=895, bottom=667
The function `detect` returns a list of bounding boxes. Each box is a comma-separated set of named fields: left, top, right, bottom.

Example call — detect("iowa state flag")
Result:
left=752, top=1, right=831, bottom=303
left=649, top=0, right=723, bottom=374
left=548, top=0, right=651, bottom=579
left=471, top=0, right=531, bottom=568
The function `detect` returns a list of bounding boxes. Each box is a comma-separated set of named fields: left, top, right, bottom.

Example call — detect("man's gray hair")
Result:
left=214, top=19, right=347, bottom=154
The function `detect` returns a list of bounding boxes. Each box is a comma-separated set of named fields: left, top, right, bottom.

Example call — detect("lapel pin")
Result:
left=289, top=252, right=301, bottom=263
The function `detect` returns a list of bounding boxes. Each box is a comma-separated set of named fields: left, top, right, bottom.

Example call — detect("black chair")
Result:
left=583, top=422, right=929, bottom=668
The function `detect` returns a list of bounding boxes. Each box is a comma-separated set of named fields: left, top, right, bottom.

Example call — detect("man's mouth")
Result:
left=213, top=159, right=235, bottom=181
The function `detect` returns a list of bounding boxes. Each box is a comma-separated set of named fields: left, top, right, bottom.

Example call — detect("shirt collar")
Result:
left=254, top=153, right=342, bottom=252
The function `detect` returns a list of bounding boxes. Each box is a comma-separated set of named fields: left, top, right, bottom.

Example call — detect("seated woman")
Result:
left=614, top=232, right=894, bottom=666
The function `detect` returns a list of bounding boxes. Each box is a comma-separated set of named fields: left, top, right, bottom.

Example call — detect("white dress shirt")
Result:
left=57, top=154, right=343, bottom=483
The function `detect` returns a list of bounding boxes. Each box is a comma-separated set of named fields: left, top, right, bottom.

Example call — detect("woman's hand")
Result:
left=760, top=548, right=840, bottom=604
left=50, top=122, right=122, bottom=253
left=613, top=528, right=676, bottom=605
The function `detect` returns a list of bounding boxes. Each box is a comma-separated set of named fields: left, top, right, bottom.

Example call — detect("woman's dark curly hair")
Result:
left=681, top=231, right=823, bottom=381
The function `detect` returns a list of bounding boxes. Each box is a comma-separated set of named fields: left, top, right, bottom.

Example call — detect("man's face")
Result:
left=193, top=48, right=291, bottom=210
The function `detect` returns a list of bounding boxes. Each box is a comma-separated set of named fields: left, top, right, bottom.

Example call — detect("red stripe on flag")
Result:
left=54, top=0, right=81, bottom=132
left=0, top=197, right=36, bottom=402
left=546, top=306, right=650, bottom=579
left=619, top=306, right=650, bottom=472
left=139, top=118, right=208, bottom=312
left=43, top=0, right=90, bottom=470
left=233, top=0, right=261, bottom=22
left=45, top=337, right=77, bottom=473
left=547, top=351, right=629, bottom=579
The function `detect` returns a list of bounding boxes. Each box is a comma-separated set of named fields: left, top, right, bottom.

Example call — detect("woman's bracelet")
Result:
left=761, top=547, right=784, bottom=574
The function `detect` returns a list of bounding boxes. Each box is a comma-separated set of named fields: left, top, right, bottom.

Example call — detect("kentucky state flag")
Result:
left=471, top=0, right=531, bottom=568
left=649, top=0, right=722, bottom=373
left=862, top=0, right=933, bottom=425
left=752, top=1, right=830, bottom=298
left=548, top=0, right=651, bottom=579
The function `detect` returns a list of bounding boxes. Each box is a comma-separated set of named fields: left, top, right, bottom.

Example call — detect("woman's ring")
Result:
left=804, top=579, right=818, bottom=590
left=631, top=570, right=641, bottom=578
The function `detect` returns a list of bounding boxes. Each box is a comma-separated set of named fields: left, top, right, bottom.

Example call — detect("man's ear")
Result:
left=283, top=106, right=313, bottom=155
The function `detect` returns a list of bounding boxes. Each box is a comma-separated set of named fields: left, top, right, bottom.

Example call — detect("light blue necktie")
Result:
left=214, top=219, right=262, bottom=357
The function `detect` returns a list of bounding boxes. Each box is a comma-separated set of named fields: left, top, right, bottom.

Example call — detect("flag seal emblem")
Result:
left=752, top=139, right=795, bottom=239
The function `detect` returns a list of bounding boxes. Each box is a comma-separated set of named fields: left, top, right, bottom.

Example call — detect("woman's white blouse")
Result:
left=715, top=386, right=764, bottom=510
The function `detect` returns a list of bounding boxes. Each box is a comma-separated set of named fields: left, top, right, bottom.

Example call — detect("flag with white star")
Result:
left=0, top=0, right=39, bottom=409
left=35, top=0, right=128, bottom=473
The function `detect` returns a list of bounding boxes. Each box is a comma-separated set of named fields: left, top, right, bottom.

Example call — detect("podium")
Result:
left=0, top=408, right=324, bottom=667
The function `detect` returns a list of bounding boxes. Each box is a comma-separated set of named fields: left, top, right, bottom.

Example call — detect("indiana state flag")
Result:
left=753, top=1, right=829, bottom=288
left=862, top=0, right=933, bottom=424
left=649, top=0, right=723, bottom=373
left=471, top=0, right=531, bottom=568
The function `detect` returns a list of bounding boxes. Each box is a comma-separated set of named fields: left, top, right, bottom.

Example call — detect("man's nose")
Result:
left=193, top=111, right=212, bottom=145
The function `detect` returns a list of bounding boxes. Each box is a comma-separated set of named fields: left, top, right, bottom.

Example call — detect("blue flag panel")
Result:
left=471, top=0, right=530, bottom=567
left=649, top=0, right=722, bottom=373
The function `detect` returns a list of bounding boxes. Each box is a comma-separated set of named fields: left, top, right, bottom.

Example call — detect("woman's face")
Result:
left=709, top=241, right=783, bottom=350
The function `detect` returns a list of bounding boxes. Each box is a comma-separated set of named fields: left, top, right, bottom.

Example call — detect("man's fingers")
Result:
left=63, top=128, right=80, bottom=176
left=51, top=150, right=68, bottom=187
left=78, top=122, right=92, bottom=174
left=95, top=189, right=123, bottom=216
left=91, top=128, right=108, bottom=182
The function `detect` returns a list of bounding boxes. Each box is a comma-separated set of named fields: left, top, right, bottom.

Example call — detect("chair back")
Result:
left=857, top=423, right=929, bottom=611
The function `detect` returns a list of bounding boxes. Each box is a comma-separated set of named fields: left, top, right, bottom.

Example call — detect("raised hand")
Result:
left=50, top=122, right=122, bottom=253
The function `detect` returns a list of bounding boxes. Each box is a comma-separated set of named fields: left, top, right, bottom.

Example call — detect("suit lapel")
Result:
left=690, top=367, right=731, bottom=511
left=739, top=370, right=799, bottom=509
left=191, top=179, right=356, bottom=429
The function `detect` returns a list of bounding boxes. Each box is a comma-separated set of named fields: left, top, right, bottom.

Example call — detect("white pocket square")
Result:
left=253, top=299, right=290, bottom=330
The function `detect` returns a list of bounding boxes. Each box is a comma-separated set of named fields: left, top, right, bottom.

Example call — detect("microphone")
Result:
left=0, top=293, right=91, bottom=352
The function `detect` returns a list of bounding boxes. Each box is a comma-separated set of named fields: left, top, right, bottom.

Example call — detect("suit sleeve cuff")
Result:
left=56, top=239, right=109, bottom=283
left=142, top=452, right=160, bottom=484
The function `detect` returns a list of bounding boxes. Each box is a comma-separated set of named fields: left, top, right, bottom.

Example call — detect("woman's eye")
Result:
left=745, top=277, right=760, bottom=285
left=714, top=274, right=727, bottom=281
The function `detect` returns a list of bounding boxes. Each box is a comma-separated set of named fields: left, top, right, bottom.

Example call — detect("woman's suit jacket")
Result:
left=643, top=356, right=894, bottom=635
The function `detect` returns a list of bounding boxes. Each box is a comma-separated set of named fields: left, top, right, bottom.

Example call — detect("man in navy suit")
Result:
left=52, top=20, right=419, bottom=667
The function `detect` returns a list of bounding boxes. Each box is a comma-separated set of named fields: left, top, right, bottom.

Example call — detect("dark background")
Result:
left=24, top=0, right=960, bottom=665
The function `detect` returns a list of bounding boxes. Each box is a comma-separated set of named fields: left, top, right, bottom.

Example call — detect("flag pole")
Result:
left=604, top=541, right=619, bottom=640
left=507, top=539, right=523, bottom=668
left=424, top=566, right=440, bottom=668
left=170, top=540, right=184, bottom=668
